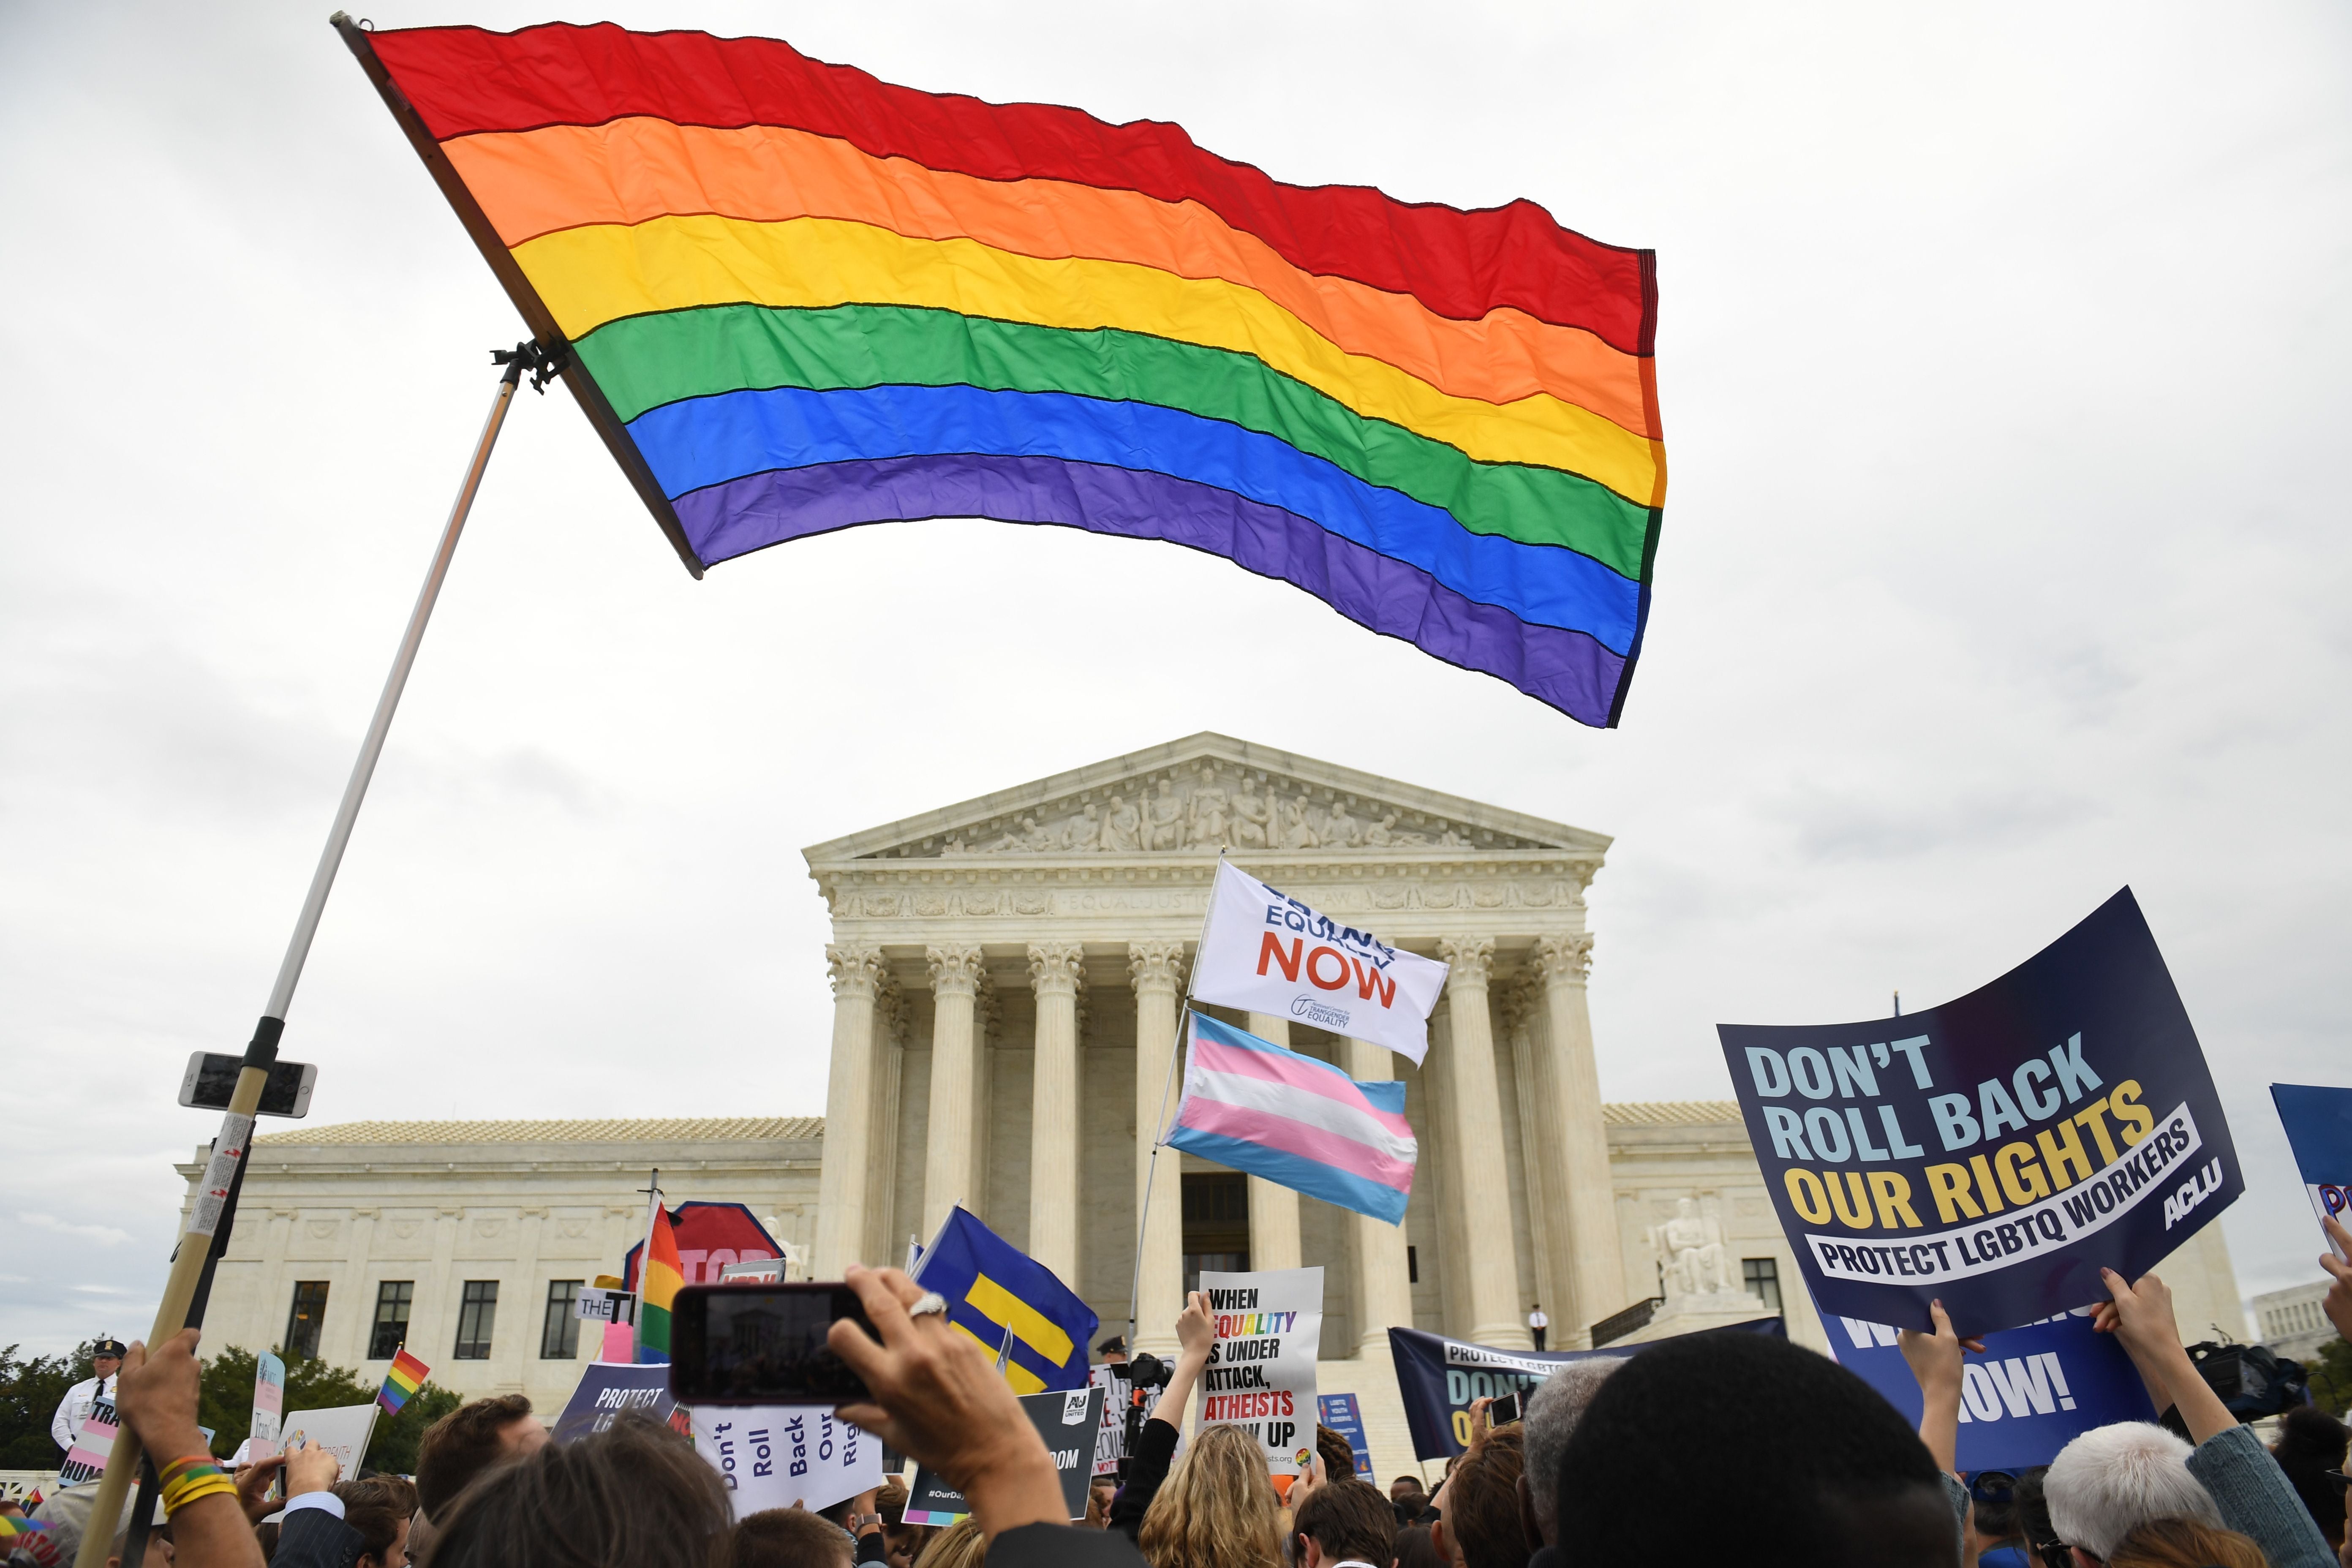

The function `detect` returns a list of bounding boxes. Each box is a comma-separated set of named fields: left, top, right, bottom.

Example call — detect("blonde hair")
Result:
left=913, top=1517, right=985, bottom=1568
left=2106, top=1516, right=2267, bottom=1568
left=1139, top=1424, right=1282, bottom=1568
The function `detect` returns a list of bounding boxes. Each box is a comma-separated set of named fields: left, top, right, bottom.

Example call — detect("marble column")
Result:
left=1244, top=1012, right=1304, bottom=1271
left=861, top=979, right=906, bottom=1269
left=1343, top=1037, right=1417, bottom=1353
left=1435, top=939, right=1532, bottom=1348
left=923, top=945, right=987, bottom=1236
left=813, top=943, right=885, bottom=1277
left=1129, top=941, right=1188, bottom=1353
left=1537, top=932, right=1624, bottom=1341
left=1027, top=942, right=1086, bottom=1282
left=1500, top=981, right=1560, bottom=1340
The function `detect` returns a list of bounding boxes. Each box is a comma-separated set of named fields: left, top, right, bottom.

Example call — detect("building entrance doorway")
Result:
left=1181, top=1171, right=1249, bottom=1293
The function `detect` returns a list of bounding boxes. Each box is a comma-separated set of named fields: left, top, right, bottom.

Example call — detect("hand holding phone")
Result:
left=1488, top=1391, right=1522, bottom=1427
left=669, top=1283, right=876, bottom=1405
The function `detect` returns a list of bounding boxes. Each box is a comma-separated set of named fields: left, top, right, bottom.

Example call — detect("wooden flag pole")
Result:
left=76, top=345, right=552, bottom=1567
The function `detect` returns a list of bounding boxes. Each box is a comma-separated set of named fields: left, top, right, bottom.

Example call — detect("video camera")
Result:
left=1111, top=1350, right=1175, bottom=1480
left=2153, top=1340, right=2312, bottom=1438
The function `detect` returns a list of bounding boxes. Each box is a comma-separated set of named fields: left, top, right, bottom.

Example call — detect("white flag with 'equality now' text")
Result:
left=1190, top=862, right=1448, bottom=1064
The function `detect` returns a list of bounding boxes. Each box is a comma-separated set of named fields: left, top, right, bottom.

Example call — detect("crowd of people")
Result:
left=13, top=1214, right=2351, bottom=1568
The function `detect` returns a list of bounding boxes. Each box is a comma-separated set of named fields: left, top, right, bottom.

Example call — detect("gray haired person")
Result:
left=1518, top=1358, right=1622, bottom=1546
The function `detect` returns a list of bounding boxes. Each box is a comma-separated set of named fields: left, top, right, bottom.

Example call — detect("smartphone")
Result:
left=1488, top=1391, right=1522, bottom=1427
left=669, top=1283, right=875, bottom=1405
left=178, top=1052, right=317, bottom=1119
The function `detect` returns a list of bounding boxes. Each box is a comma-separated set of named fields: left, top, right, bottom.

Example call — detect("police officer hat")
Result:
left=91, top=1338, right=128, bottom=1359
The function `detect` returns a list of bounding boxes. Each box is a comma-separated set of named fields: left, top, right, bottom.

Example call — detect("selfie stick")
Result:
left=74, top=349, right=548, bottom=1568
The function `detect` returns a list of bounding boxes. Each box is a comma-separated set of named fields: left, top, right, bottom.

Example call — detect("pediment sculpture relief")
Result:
left=871, top=763, right=1541, bottom=859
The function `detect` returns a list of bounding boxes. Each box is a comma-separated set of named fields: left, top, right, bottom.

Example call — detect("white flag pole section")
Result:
left=1124, top=853, right=1228, bottom=1358
left=77, top=343, right=557, bottom=1568
left=634, top=1168, right=665, bottom=1317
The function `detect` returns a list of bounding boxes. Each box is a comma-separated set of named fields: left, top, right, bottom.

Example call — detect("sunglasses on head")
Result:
left=2034, top=1541, right=2073, bottom=1568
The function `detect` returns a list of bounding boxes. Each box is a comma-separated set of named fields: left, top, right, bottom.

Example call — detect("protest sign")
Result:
left=250, top=1350, right=285, bottom=1462
left=907, top=1387, right=1103, bottom=1524
left=1196, top=1267, right=1322, bottom=1473
left=552, top=1362, right=678, bottom=1443
left=2270, top=1083, right=2352, bottom=1260
left=1720, top=889, right=2240, bottom=1334
left=1387, top=1320, right=1785, bottom=1461
left=57, top=1397, right=118, bottom=1486
left=574, top=1285, right=632, bottom=1323
left=625, top=1202, right=784, bottom=1289
left=1090, top=1364, right=1166, bottom=1476
left=1824, top=1305, right=2156, bottom=1471
left=280, top=1404, right=379, bottom=1476
left=694, top=1406, right=882, bottom=1517
left=1313, top=1394, right=1373, bottom=1478
left=1191, top=863, right=1448, bottom=1065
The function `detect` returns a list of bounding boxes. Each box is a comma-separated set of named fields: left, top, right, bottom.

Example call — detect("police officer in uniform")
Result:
left=50, top=1336, right=126, bottom=1451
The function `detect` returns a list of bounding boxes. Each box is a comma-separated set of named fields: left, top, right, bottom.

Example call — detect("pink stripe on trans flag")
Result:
left=1173, top=1094, right=1416, bottom=1191
left=1188, top=1034, right=1415, bottom=1140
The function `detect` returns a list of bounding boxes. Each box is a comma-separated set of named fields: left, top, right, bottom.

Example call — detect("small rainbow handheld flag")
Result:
left=635, top=1204, right=685, bottom=1364
left=378, top=1348, right=430, bottom=1414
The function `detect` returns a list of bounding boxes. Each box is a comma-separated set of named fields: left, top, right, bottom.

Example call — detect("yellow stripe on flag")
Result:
left=966, top=1273, right=1076, bottom=1367
left=950, top=1321, right=1048, bottom=1394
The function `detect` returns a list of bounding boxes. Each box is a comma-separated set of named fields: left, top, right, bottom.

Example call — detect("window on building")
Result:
left=283, top=1282, right=329, bottom=1361
left=454, top=1281, right=499, bottom=1360
left=368, top=1281, right=415, bottom=1361
left=542, top=1281, right=583, bottom=1360
left=1181, top=1172, right=1250, bottom=1295
left=1407, top=1246, right=1420, bottom=1284
left=1742, top=1258, right=1782, bottom=1313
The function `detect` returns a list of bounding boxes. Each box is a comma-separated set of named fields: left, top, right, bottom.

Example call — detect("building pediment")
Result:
left=803, top=732, right=1609, bottom=866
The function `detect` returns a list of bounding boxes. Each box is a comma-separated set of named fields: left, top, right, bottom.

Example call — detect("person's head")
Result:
left=415, top=1393, right=546, bottom=1522
left=1315, top=1425, right=1358, bottom=1486
left=1085, top=1477, right=1118, bottom=1530
left=2045, top=1423, right=2221, bottom=1562
left=1394, top=1492, right=1426, bottom=1526
left=1965, top=1469, right=2023, bottom=1551
left=2102, top=1516, right=2266, bottom=1568
left=1552, top=1331, right=1953, bottom=1568
left=1097, top=1335, right=1128, bottom=1366
left=2273, top=1404, right=2350, bottom=1547
left=426, top=1414, right=731, bottom=1568
left=1431, top=1426, right=1528, bottom=1568
left=1291, top=1478, right=1396, bottom=1568
left=1519, top=1359, right=1619, bottom=1544
left=336, top=1477, right=415, bottom=1568
left=879, top=1476, right=930, bottom=1568
left=0, top=1500, right=23, bottom=1520
left=732, top=1507, right=855, bottom=1568
left=90, top=1338, right=126, bottom=1381
left=1392, top=1524, right=1444, bottom=1568
left=2013, top=1467, right=2056, bottom=1565
left=1390, top=1476, right=1426, bottom=1503
left=406, top=1507, right=435, bottom=1568
left=913, top=1516, right=986, bottom=1568
left=1138, top=1421, right=1281, bottom=1568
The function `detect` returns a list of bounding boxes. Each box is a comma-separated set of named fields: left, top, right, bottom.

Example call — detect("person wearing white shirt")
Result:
left=49, top=1336, right=127, bottom=1451
left=1526, top=1304, right=1550, bottom=1352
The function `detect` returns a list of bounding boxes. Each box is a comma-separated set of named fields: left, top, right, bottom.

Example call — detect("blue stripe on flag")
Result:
left=1163, top=1124, right=1411, bottom=1225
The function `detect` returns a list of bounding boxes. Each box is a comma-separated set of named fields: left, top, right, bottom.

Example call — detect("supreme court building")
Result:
left=182, top=733, right=2249, bottom=1475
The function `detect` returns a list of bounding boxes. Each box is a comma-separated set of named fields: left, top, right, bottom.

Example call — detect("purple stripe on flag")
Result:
left=1174, top=1096, right=1416, bottom=1190
left=669, top=455, right=1626, bottom=726
left=1189, top=1036, right=1415, bottom=1139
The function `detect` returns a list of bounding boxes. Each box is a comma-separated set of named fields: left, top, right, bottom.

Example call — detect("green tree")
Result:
left=2309, top=1334, right=2352, bottom=1416
left=193, top=1345, right=459, bottom=1473
left=0, top=1343, right=94, bottom=1469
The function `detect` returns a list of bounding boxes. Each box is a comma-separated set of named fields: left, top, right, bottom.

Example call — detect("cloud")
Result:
left=19, top=1213, right=133, bottom=1247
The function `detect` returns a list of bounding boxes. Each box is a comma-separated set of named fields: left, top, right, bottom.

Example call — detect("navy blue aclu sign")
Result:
left=1825, top=1307, right=2156, bottom=1471
left=1719, top=888, right=2239, bottom=1334
left=1387, top=1319, right=1785, bottom=1461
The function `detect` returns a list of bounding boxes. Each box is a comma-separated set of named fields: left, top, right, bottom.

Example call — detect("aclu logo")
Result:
left=1291, top=997, right=1351, bottom=1029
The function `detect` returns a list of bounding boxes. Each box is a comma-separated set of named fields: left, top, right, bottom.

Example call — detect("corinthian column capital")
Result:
left=1437, top=937, right=1495, bottom=989
left=1127, top=940, right=1187, bottom=996
left=926, top=944, right=986, bottom=998
left=826, top=943, right=885, bottom=1000
left=1027, top=941, right=1086, bottom=998
left=1535, top=932, right=1595, bottom=985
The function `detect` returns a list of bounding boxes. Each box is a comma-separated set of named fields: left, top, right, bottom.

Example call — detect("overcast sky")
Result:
left=3, top=1, right=2346, bottom=1357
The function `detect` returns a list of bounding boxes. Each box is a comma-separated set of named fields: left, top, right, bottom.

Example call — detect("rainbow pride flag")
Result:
left=340, top=22, right=1664, bottom=726
left=635, top=1204, right=685, bottom=1364
left=378, top=1347, right=430, bottom=1414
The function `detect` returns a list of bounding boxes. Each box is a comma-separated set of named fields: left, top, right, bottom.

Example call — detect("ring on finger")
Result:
left=907, top=1290, right=949, bottom=1320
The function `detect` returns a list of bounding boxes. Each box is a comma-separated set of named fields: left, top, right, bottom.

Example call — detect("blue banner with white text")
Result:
left=1719, top=888, right=2239, bottom=1334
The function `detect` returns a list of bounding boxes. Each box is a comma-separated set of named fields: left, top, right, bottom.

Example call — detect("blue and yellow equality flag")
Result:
left=910, top=1206, right=1097, bottom=1393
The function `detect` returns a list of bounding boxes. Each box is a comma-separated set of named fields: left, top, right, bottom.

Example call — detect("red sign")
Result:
left=622, top=1202, right=784, bottom=1290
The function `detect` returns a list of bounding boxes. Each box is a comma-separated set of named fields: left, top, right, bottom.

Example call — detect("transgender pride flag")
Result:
left=1165, top=1013, right=1417, bottom=1225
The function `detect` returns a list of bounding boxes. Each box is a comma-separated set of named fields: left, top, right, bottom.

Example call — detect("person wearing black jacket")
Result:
left=1106, top=1294, right=1216, bottom=1545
